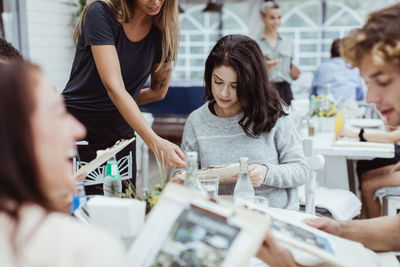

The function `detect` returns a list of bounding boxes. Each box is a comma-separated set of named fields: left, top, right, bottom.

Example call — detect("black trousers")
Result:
left=357, top=145, right=400, bottom=176
left=356, top=145, right=400, bottom=189
left=68, top=107, right=137, bottom=195
left=271, top=81, right=293, bottom=106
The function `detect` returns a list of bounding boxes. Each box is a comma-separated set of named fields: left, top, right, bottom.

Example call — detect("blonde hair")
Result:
left=341, top=3, right=400, bottom=69
left=73, top=0, right=179, bottom=71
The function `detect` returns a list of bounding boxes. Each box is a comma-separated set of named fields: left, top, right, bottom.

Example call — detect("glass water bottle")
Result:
left=233, top=157, right=255, bottom=202
left=183, top=151, right=207, bottom=195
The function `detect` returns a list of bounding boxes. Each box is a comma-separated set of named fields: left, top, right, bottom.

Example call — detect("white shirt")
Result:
left=0, top=204, right=125, bottom=267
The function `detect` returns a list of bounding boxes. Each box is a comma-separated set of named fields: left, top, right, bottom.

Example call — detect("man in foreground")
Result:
left=258, top=3, right=400, bottom=265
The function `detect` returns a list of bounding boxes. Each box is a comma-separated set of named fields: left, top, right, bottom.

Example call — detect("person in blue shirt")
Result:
left=310, top=39, right=366, bottom=102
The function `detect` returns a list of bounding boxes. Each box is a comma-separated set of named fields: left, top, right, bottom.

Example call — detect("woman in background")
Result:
left=256, top=1, right=300, bottom=106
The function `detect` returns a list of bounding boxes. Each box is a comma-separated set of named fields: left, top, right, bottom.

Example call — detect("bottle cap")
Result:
left=239, top=157, right=248, bottom=163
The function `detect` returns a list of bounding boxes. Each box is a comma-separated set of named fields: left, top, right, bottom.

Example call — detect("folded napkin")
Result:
left=88, top=196, right=145, bottom=238
left=332, top=140, right=394, bottom=150
left=299, top=186, right=361, bottom=220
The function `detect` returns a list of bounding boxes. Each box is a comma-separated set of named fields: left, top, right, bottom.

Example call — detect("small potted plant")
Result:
left=121, top=148, right=172, bottom=214
left=310, top=94, right=337, bottom=132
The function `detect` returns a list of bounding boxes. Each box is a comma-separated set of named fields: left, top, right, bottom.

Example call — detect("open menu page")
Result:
left=125, top=184, right=269, bottom=267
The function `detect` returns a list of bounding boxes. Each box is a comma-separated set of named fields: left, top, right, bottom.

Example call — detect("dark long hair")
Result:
left=204, top=34, right=287, bottom=137
left=0, top=61, right=49, bottom=219
left=0, top=38, right=22, bottom=61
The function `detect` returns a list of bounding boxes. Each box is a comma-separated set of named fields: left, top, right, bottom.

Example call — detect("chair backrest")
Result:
left=73, top=144, right=133, bottom=186
left=305, top=154, right=325, bottom=215
left=302, top=138, right=325, bottom=215
left=73, top=112, right=154, bottom=186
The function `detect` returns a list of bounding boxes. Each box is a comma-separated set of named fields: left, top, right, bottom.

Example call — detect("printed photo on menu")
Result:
left=151, top=206, right=240, bottom=267
left=271, top=217, right=334, bottom=255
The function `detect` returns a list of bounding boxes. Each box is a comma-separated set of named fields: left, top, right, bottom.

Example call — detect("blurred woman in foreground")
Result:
left=0, top=61, right=124, bottom=266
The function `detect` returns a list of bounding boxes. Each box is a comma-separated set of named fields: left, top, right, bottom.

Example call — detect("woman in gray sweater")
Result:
left=180, top=35, right=308, bottom=210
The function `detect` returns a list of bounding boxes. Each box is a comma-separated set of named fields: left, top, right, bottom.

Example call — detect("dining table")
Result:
left=305, top=121, right=395, bottom=195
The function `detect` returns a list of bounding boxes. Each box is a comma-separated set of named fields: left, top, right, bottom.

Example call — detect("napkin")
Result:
left=332, top=140, right=394, bottom=150
left=88, top=196, right=145, bottom=238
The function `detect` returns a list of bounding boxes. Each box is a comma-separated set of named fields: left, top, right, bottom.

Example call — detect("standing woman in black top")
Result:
left=63, top=0, right=185, bottom=189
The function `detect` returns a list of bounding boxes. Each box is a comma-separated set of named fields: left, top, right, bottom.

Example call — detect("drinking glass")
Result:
left=252, top=196, right=269, bottom=209
left=199, top=176, right=220, bottom=199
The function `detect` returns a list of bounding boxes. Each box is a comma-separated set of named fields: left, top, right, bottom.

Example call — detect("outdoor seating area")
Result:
left=3, top=0, right=400, bottom=266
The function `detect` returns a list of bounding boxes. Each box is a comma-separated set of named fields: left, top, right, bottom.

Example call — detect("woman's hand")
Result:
left=304, top=217, right=341, bottom=236
left=257, top=232, right=298, bottom=267
left=249, top=164, right=268, bottom=187
left=171, top=171, right=185, bottom=184
left=151, top=136, right=186, bottom=168
left=265, top=58, right=282, bottom=70
left=171, top=177, right=184, bottom=184
left=337, top=128, right=358, bottom=139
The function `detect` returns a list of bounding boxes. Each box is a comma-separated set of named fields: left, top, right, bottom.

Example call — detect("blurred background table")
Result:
left=308, top=130, right=394, bottom=194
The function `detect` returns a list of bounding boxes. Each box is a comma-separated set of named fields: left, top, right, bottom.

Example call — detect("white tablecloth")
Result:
left=305, top=131, right=394, bottom=191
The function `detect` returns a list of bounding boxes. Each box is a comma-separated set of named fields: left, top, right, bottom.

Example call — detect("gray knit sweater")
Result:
left=180, top=102, right=308, bottom=210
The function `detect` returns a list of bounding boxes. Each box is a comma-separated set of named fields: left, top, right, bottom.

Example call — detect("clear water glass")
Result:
left=199, top=176, right=220, bottom=199
left=252, top=196, right=269, bottom=209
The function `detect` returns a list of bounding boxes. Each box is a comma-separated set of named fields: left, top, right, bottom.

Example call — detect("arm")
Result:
left=339, top=128, right=400, bottom=143
left=265, top=58, right=282, bottom=70
left=339, top=215, right=400, bottom=251
left=136, top=64, right=171, bottom=105
left=290, top=41, right=300, bottom=80
left=290, top=63, right=301, bottom=80
left=306, top=215, right=400, bottom=252
left=263, top=117, right=309, bottom=188
left=91, top=45, right=185, bottom=167
left=391, top=161, right=400, bottom=173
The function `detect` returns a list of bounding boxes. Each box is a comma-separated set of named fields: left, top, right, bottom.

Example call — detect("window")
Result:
left=174, top=2, right=247, bottom=82
left=1, top=0, right=28, bottom=56
left=0, top=0, right=4, bottom=37
left=175, top=0, right=365, bottom=98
